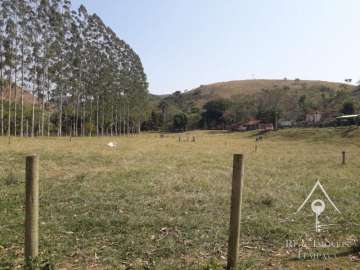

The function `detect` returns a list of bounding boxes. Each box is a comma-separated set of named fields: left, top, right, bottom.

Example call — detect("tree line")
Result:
left=143, top=82, right=359, bottom=131
left=0, top=0, right=148, bottom=138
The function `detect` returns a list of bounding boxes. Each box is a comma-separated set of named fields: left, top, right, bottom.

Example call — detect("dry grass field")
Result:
left=1, top=128, right=360, bottom=269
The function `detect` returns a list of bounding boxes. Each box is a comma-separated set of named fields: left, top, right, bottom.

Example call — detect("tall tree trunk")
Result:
left=123, top=103, right=126, bottom=136
left=20, top=44, right=24, bottom=137
left=89, top=97, right=93, bottom=136
left=31, top=82, right=35, bottom=137
left=82, top=95, right=85, bottom=136
left=115, top=104, right=118, bottom=136
left=75, top=94, right=80, bottom=136
left=58, top=89, right=63, bottom=136
left=72, top=101, right=76, bottom=136
left=119, top=102, right=122, bottom=136
left=72, top=93, right=76, bottom=136
left=78, top=61, right=82, bottom=136
left=41, top=72, right=46, bottom=136
left=14, top=67, right=17, bottom=136
left=64, top=108, right=67, bottom=136
left=127, top=103, right=130, bottom=136
left=26, top=119, right=29, bottom=137
left=0, top=54, right=3, bottom=136
left=0, top=87, right=3, bottom=136
left=47, top=112, right=51, bottom=136
left=110, top=104, right=114, bottom=136
left=47, top=91, right=51, bottom=136
left=101, top=98, right=105, bottom=136
left=96, top=95, right=99, bottom=136
left=80, top=97, right=83, bottom=136
left=13, top=10, right=17, bottom=138
left=8, top=71, right=12, bottom=139
left=38, top=75, right=43, bottom=136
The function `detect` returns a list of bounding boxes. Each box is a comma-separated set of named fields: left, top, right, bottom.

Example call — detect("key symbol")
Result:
left=311, top=199, right=325, bottom=232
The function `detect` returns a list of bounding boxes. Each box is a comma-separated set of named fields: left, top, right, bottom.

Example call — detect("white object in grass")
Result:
left=107, top=142, right=118, bottom=148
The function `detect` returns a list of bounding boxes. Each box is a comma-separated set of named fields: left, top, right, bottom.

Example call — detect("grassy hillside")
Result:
left=185, top=79, right=354, bottom=107
left=146, top=79, right=358, bottom=131
left=1, top=129, right=360, bottom=269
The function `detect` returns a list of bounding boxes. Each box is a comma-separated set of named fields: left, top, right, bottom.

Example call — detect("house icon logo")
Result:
left=296, top=180, right=341, bottom=232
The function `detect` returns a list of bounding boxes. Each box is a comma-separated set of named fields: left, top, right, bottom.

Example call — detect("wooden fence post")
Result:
left=25, top=155, right=39, bottom=263
left=227, top=154, right=245, bottom=270
left=342, top=151, right=346, bottom=165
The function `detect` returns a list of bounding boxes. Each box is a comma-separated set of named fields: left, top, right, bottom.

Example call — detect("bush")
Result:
left=172, top=113, right=188, bottom=132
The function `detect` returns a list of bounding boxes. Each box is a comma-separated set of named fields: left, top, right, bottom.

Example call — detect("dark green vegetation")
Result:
left=1, top=128, right=360, bottom=269
left=0, top=0, right=148, bottom=137
left=145, top=79, right=359, bottom=131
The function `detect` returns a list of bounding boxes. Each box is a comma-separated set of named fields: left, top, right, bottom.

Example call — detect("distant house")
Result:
left=336, top=114, right=360, bottom=126
left=243, top=119, right=261, bottom=130
left=259, top=123, right=274, bottom=131
left=306, top=111, right=322, bottom=124
left=230, top=119, right=275, bottom=132
left=230, top=123, right=247, bottom=132
left=279, top=120, right=293, bottom=128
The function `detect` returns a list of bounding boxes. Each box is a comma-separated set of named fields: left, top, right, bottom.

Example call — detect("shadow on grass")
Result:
left=205, top=130, right=230, bottom=135
left=341, top=126, right=359, bottom=138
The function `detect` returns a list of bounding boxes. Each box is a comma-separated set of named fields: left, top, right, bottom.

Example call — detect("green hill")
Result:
left=181, top=79, right=355, bottom=108
left=146, top=79, right=358, bottom=131
left=153, top=79, right=357, bottom=115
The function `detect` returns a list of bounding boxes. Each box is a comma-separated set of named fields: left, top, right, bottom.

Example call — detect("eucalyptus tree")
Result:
left=12, top=0, right=20, bottom=136
left=4, top=0, right=17, bottom=138
left=84, top=14, right=104, bottom=135
left=18, top=0, right=32, bottom=136
left=70, top=4, right=87, bottom=136
left=49, top=0, right=72, bottom=136
left=27, top=0, right=42, bottom=137
left=0, top=0, right=148, bottom=137
left=0, top=0, right=6, bottom=136
left=36, top=0, right=51, bottom=136
left=47, top=0, right=63, bottom=135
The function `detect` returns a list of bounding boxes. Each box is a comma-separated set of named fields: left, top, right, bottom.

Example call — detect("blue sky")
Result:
left=71, top=0, right=360, bottom=94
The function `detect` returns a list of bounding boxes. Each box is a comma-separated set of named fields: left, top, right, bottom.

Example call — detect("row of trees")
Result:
left=0, top=0, right=148, bottom=137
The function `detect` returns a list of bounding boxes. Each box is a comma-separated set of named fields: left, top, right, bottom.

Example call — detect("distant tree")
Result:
left=298, top=94, right=311, bottom=114
left=202, top=99, right=228, bottom=129
left=186, top=112, right=201, bottom=130
left=158, top=100, right=169, bottom=124
left=341, top=101, right=355, bottom=115
left=172, top=112, right=187, bottom=132
left=141, top=110, right=162, bottom=131
left=256, top=108, right=280, bottom=126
